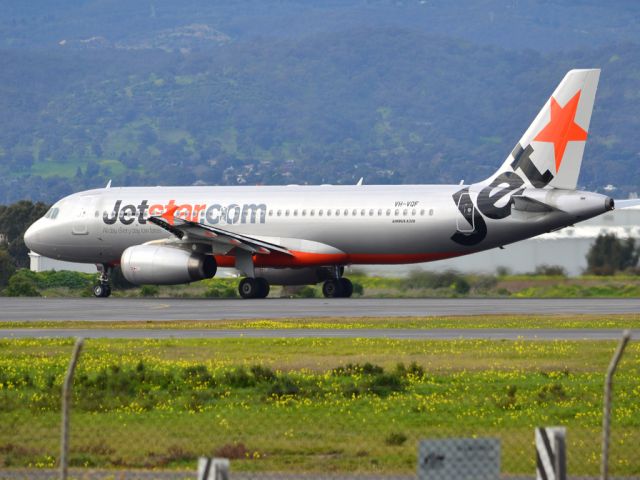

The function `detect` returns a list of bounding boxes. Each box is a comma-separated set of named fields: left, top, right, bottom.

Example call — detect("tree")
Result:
left=0, top=201, right=49, bottom=268
left=586, top=233, right=640, bottom=275
left=0, top=247, right=16, bottom=287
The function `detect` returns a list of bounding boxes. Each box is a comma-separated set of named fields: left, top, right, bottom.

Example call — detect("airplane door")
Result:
left=456, top=192, right=475, bottom=233
left=71, top=196, right=96, bottom=235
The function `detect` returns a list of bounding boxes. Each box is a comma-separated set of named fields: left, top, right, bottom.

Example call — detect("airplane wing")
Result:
left=148, top=209, right=292, bottom=256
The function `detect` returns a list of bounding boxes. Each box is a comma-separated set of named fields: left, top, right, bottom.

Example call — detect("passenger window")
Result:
left=277, top=210, right=282, bottom=216
left=360, top=209, right=365, bottom=216
left=377, top=209, right=382, bottom=216
left=327, top=210, right=331, bottom=216
left=294, top=210, right=298, bottom=216
left=386, top=209, right=391, bottom=216
left=369, top=209, right=374, bottom=216
left=310, top=210, right=315, bottom=216
left=302, top=210, right=306, bottom=216
left=344, top=209, right=348, bottom=216
left=319, top=210, right=323, bottom=216
left=352, top=209, right=357, bottom=216
left=403, top=209, right=408, bottom=216
left=429, top=209, right=434, bottom=216
left=268, top=210, right=273, bottom=216
left=395, top=209, right=399, bottom=216
left=412, top=209, right=416, bottom=215
left=335, top=210, right=340, bottom=216
left=285, top=210, right=290, bottom=216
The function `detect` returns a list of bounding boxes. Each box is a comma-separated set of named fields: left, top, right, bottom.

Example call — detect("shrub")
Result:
left=385, top=432, right=408, bottom=446
left=204, top=282, right=237, bottom=298
left=222, top=367, right=255, bottom=388
left=402, top=270, right=470, bottom=294
left=333, top=362, right=384, bottom=376
left=395, top=361, right=425, bottom=378
left=533, top=265, right=567, bottom=276
left=140, top=285, right=159, bottom=297
left=250, top=365, right=276, bottom=383
left=267, top=375, right=300, bottom=397
left=5, top=270, right=40, bottom=297
left=214, top=443, right=248, bottom=460
left=351, top=282, right=364, bottom=295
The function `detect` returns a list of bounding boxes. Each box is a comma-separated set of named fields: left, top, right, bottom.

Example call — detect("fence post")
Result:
left=600, top=330, right=631, bottom=480
left=198, top=458, right=230, bottom=480
left=60, top=338, right=84, bottom=480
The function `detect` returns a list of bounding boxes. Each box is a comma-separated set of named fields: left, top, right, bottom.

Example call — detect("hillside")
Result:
left=1, top=2, right=640, bottom=202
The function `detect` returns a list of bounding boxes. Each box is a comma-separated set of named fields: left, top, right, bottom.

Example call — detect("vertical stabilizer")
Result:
left=487, top=69, right=600, bottom=190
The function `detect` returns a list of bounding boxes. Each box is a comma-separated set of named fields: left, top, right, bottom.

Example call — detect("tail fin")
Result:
left=487, top=69, right=600, bottom=190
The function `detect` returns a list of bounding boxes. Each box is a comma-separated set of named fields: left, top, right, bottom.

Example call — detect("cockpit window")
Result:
left=46, top=208, right=60, bottom=220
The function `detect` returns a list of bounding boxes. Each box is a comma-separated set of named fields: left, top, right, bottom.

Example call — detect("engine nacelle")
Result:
left=254, top=267, right=332, bottom=286
left=121, top=245, right=217, bottom=285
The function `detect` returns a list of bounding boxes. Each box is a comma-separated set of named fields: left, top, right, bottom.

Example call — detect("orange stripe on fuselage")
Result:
left=214, top=251, right=465, bottom=268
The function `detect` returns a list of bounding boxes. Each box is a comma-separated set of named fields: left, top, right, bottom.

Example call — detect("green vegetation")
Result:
left=2, top=314, right=638, bottom=331
left=0, top=201, right=49, bottom=276
left=0, top=338, right=638, bottom=475
left=4, top=267, right=640, bottom=299
left=587, top=233, right=640, bottom=275
left=2, top=29, right=640, bottom=203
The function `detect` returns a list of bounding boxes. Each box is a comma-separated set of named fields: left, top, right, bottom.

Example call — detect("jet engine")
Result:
left=121, top=245, right=217, bottom=285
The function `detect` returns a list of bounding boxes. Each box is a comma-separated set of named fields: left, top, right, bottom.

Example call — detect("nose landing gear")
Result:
left=322, top=278, right=353, bottom=298
left=94, top=264, right=112, bottom=298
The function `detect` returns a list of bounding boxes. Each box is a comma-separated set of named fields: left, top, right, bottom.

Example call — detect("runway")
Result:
left=1, top=297, right=640, bottom=322
left=0, top=328, right=634, bottom=340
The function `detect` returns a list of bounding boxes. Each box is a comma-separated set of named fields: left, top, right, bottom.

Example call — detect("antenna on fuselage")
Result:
left=105, top=180, right=112, bottom=189
left=356, top=177, right=364, bottom=186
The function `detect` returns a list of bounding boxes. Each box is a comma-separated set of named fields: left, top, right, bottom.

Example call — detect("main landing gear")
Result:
left=238, top=277, right=270, bottom=299
left=322, top=278, right=353, bottom=298
left=93, top=264, right=112, bottom=298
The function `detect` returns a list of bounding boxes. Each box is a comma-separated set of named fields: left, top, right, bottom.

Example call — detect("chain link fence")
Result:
left=0, top=335, right=638, bottom=479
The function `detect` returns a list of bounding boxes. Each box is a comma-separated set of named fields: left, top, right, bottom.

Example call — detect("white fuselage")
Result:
left=25, top=182, right=612, bottom=269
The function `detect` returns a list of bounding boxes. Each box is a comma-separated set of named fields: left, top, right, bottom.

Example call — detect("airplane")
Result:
left=25, top=69, right=621, bottom=299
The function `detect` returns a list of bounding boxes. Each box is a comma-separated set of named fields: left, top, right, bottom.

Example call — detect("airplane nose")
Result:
left=24, top=222, right=40, bottom=252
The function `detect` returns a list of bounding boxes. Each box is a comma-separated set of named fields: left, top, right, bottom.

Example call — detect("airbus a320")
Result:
left=25, top=69, right=627, bottom=299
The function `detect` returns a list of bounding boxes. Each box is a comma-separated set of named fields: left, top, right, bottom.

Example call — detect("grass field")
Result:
left=2, top=313, right=639, bottom=330
left=1, top=337, right=638, bottom=476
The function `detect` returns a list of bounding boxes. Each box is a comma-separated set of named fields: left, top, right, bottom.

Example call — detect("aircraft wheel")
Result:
left=239, top=278, right=259, bottom=299
left=256, top=278, right=270, bottom=298
left=322, top=279, right=342, bottom=298
left=338, top=278, right=353, bottom=298
left=93, top=284, right=111, bottom=298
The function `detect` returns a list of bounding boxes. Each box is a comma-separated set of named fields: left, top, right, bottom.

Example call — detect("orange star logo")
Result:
left=534, top=90, right=588, bottom=173
left=161, top=205, right=179, bottom=225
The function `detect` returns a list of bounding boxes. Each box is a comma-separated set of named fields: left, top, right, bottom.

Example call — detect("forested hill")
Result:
left=1, top=3, right=640, bottom=202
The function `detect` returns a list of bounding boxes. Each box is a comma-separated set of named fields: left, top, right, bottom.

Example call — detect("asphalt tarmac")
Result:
left=1, top=297, right=640, bottom=322
left=0, top=328, right=634, bottom=340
